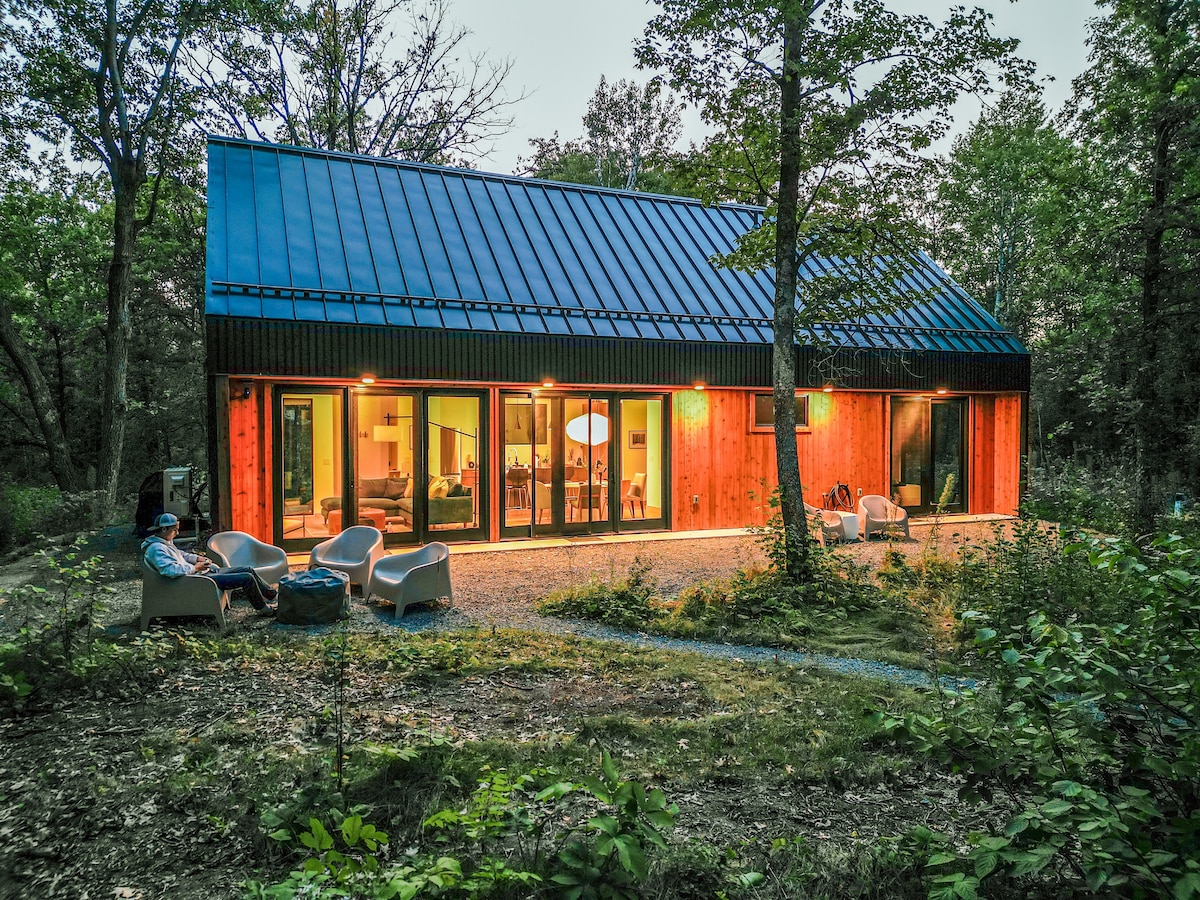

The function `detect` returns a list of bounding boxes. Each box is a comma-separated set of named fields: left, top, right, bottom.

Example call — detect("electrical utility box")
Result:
left=162, top=467, right=192, bottom=518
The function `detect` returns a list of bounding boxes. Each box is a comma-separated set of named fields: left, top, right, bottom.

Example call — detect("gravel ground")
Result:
left=0, top=519, right=1009, bottom=685
left=14, top=518, right=1005, bottom=687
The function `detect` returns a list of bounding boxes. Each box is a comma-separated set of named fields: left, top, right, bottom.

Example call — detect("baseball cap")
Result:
left=150, top=512, right=180, bottom=532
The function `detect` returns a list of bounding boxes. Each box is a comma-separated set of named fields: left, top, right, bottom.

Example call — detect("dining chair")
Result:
left=623, top=472, right=647, bottom=517
left=567, top=483, right=603, bottom=521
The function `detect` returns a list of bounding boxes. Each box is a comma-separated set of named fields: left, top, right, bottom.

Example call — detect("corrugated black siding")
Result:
left=207, top=318, right=1030, bottom=392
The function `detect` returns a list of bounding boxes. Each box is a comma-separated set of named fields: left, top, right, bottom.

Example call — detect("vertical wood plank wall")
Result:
left=670, top=389, right=888, bottom=530
left=227, top=383, right=271, bottom=539
left=221, top=383, right=1025, bottom=541
left=970, top=393, right=1024, bottom=516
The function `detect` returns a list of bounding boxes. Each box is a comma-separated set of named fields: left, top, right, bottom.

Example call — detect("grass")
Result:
left=2, top=620, right=967, bottom=898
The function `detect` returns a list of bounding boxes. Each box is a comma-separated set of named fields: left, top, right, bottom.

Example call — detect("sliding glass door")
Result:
left=501, top=391, right=666, bottom=537
left=277, top=388, right=344, bottom=549
left=890, top=396, right=967, bottom=514
left=275, top=386, right=486, bottom=547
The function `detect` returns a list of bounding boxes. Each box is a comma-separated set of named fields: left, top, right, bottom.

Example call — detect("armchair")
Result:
left=206, top=531, right=290, bottom=585
left=804, top=502, right=846, bottom=546
left=309, top=525, right=385, bottom=591
left=368, top=542, right=453, bottom=617
left=858, top=494, right=911, bottom=540
left=140, top=560, right=229, bottom=631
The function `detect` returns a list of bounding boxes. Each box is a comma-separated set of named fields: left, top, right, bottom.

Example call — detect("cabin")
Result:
left=204, top=137, right=1027, bottom=550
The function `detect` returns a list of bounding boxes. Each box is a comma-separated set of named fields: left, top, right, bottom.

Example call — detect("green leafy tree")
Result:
left=928, top=89, right=1076, bottom=334
left=202, top=0, right=519, bottom=163
left=519, top=75, right=684, bottom=194
left=3, top=0, right=276, bottom=508
left=1066, top=0, right=1200, bottom=531
left=637, top=0, right=1028, bottom=581
left=0, top=167, right=109, bottom=491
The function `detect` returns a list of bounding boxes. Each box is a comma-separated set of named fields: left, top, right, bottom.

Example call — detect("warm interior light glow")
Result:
left=372, top=425, right=401, bottom=442
left=361, top=374, right=376, bottom=385
left=565, top=413, right=609, bottom=445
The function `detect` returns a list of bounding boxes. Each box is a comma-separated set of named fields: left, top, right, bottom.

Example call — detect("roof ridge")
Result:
left=205, top=134, right=767, bottom=215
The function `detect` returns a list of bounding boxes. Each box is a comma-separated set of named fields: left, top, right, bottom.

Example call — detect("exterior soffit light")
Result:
left=936, top=387, right=948, bottom=395
left=822, top=384, right=834, bottom=393
left=361, top=374, right=376, bottom=385
left=693, top=381, right=706, bottom=391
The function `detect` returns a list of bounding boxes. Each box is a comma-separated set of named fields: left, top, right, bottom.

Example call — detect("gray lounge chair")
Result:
left=140, top=560, right=230, bottom=631
left=309, top=525, right=385, bottom=591
left=368, top=542, right=452, bottom=617
left=207, top=530, right=290, bottom=585
left=858, top=494, right=911, bottom=540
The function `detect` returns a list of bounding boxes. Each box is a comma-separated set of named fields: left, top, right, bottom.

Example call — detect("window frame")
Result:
left=749, top=392, right=810, bottom=433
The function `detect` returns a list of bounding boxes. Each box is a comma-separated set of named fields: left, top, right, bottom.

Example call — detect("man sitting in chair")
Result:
left=142, top=513, right=277, bottom=615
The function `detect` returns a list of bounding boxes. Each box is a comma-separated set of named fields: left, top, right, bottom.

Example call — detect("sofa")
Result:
left=321, top=475, right=474, bottom=527
left=321, top=476, right=408, bottom=522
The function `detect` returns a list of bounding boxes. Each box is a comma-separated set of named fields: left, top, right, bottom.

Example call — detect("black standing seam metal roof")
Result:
left=206, top=137, right=1028, bottom=357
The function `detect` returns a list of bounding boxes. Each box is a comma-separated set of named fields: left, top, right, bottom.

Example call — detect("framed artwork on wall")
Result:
left=628, top=430, right=647, bottom=449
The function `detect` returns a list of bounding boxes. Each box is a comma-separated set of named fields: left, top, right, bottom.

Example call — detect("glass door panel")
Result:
left=354, top=392, right=415, bottom=541
left=564, top=397, right=611, bottom=529
left=931, top=399, right=966, bottom=512
left=280, top=390, right=343, bottom=544
left=890, top=397, right=927, bottom=510
left=426, top=395, right=482, bottom=536
left=619, top=398, right=665, bottom=526
left=890, top=397, right=967, bottom=514
left=502, top=394, right=535, bottom=533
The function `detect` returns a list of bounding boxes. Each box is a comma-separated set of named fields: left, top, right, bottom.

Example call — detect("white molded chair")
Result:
left=207, top=531, right=290, bottom=585
left=309, top=525, right=385, bottom=591
left=859, top=494, right=911, bottom=540
left=368, top=542, right=453, bottom=617
left=140, top=560, right=230, bottom=631
left=804, top=502, right=846, bottom=546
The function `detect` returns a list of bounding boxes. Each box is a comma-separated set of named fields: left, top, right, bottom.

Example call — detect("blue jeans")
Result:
left=208, top=566, right=275, bottom=608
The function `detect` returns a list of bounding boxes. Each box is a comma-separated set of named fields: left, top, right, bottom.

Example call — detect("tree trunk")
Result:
left=772, top=3, right=812, bottom=583
left=98, top=169, right=142, bottom=509
left=0, top=298, right=78, bottom=491
left=1131, top=109, right=1172, bottom=535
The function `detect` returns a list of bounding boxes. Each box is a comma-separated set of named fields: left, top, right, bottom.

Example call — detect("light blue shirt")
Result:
left=141, top=535, right=199, bottom=578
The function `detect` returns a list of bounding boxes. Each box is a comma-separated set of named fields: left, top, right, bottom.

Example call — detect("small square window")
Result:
left=751, top=393, right=809, bottom=431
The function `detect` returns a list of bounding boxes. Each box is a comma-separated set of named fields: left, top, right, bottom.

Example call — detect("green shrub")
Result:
left=1024, top=459, right=1132, bottom=534
left=0, top=482, right=60, bottom=550
left=875, top=530, right=1200, bottom=898
left=950, top=516, right=1132, bottom=636
left=538, top=555, right=660, bottom=629
left=0, top=535, right=118, bottom=711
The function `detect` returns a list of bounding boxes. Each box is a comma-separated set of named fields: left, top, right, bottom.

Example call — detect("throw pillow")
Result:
left=428, top=476, right=450, bottom=499
left=403, top=477, right=414, bottom=499
left=385, top=478, right=407, bottom=499
left=358, top=477, right=388, bottom=498
left=447, top=482, right=465, bottom=498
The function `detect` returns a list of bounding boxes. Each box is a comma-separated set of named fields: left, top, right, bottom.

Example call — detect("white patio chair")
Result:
left=368, top=542, right=453, bottom=617
left=140, top=559, right=230, bottom=631
left=309, top=525, right=385, bottom=591
left=858, top=494, right=911, bottom=540
left=206, top=530, right=290, bottom=585
left=804, top=502, right=846, bottom=545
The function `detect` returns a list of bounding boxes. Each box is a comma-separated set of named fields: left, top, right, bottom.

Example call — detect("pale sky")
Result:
left=452, top=0, right=1097, bottom=175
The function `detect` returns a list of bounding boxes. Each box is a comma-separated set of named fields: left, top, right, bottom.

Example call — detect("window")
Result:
left=750, top=393, right=809, bottom=431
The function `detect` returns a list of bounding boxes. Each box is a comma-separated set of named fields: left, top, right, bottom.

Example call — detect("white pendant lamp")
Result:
left=565, top=412, right=609, bottom=446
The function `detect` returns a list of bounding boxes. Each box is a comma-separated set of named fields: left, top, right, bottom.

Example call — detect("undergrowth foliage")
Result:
left=246, top=748, right=679, bottom=900
left=875, top=530, right=1200, bottom=898
left=0, top=535, right=118, bottom=710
